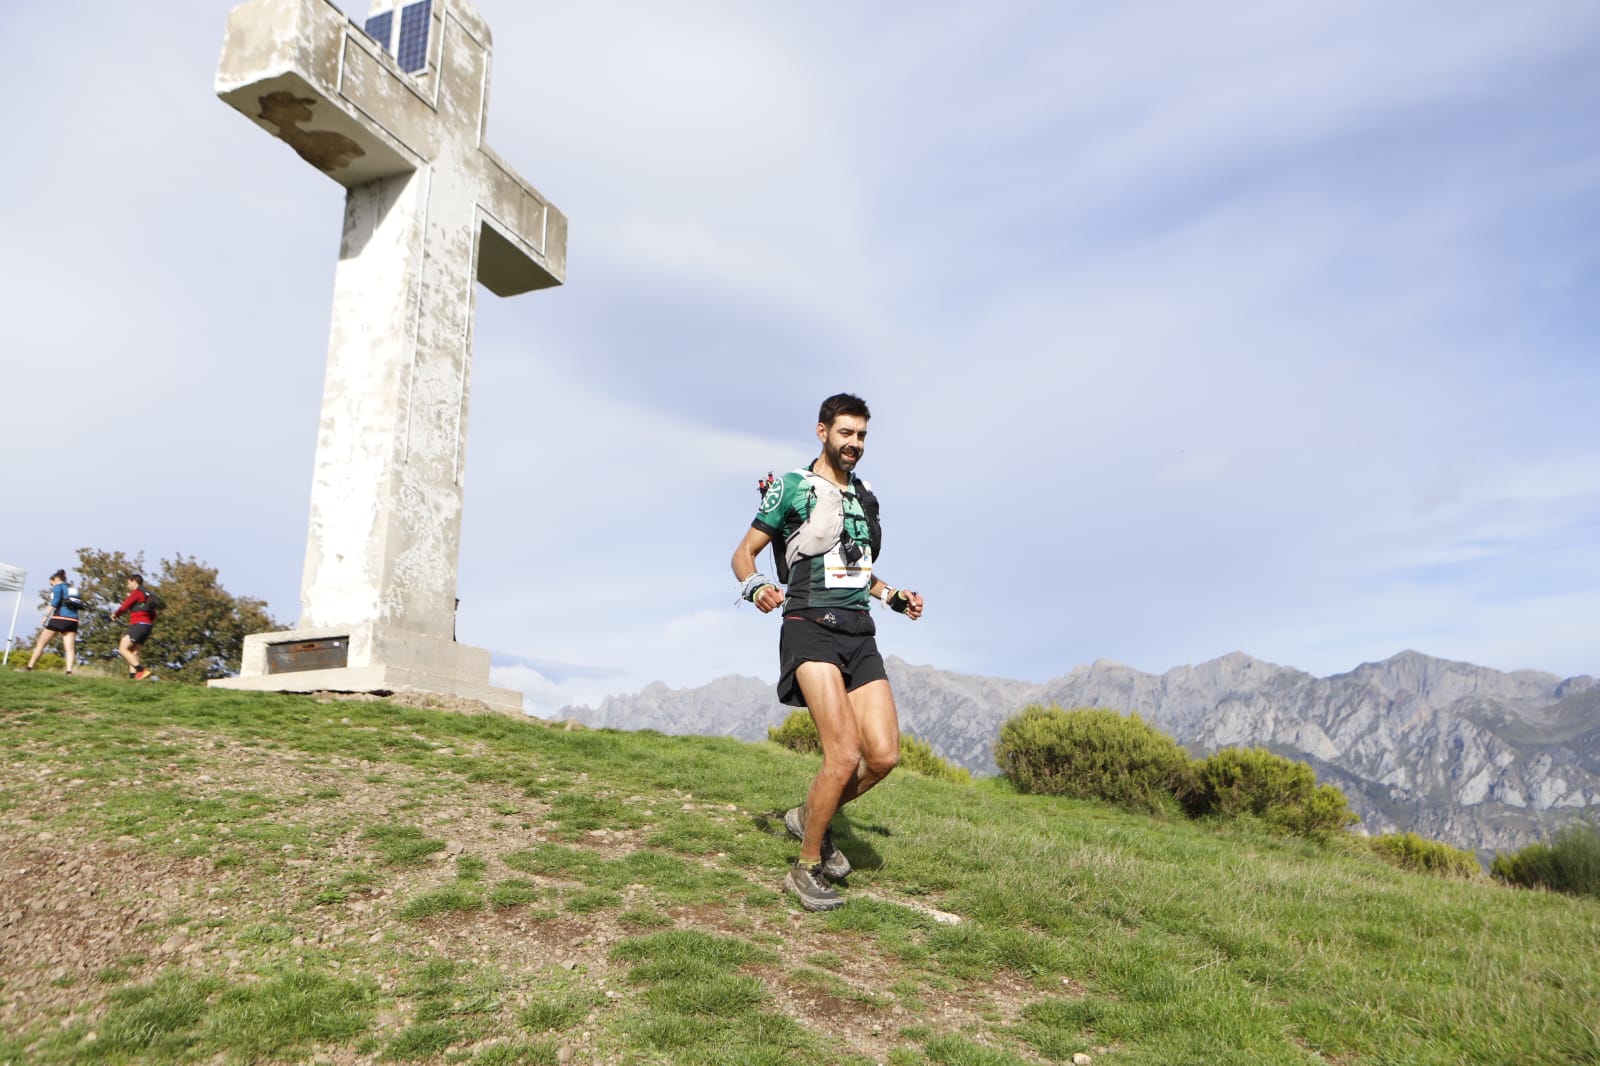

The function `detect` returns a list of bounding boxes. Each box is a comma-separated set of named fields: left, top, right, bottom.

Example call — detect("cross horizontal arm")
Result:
left=475, top=149, right=567, bottom=295
left=217, top=0, right=432, bottom=186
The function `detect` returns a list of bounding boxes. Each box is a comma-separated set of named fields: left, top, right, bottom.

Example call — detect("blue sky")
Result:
left=4, top=1, right=1597, bottom=714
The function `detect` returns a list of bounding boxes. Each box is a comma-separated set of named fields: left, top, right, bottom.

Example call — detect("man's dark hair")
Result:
left=127, top=574, right=144, bottom=588
left=50, top=569, right=67, bottom=581
left=818, top=393, right=871, bottom=427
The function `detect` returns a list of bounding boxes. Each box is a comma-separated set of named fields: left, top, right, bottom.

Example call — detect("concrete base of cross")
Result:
left=208, top=622, right=525, bottom=716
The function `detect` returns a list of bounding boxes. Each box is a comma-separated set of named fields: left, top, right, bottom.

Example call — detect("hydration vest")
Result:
left=771, top=468, right=882, bottom=584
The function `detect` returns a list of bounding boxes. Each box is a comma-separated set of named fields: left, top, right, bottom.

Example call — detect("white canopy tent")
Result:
left=1, top=563, right=26, bottom=666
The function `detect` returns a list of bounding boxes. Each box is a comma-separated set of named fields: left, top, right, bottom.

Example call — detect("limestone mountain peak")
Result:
left=562, top=649, right=1599, bottom=854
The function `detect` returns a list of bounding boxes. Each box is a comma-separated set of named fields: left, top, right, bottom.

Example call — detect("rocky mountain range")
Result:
left=561, top=650, right=1600, bottom=856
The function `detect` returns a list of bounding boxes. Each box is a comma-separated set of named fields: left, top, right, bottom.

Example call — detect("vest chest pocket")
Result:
left=823, top=545, right=873, bottom=588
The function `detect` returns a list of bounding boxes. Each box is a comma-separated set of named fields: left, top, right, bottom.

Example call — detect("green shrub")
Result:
left=770, top=711, right=970, bottom=783
left=1492, top=821, right=1600, bottom=898
left=9, top=651, right=67, bottom=672
left=994, top=705, right=1196, bottom=813
left=1370, top=832, right=1483, bottom=879
left=898, top=734, right=970, bottom=784
left=1189, top=747, right=1356, bottom=836
left=1300, top=784, right=1360, bottom=836
left=768, top=710, right=821, bottom=754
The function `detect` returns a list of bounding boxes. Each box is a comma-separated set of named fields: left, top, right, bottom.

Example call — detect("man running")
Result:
left=110, top=574, right=157, bottom=681
left=730, top=393, right=924, bottom=911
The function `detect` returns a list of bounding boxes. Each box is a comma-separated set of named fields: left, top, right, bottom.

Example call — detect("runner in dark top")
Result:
left=20, top=569, right=80, bottom=675
left=730, top=393, right=924, bottom=911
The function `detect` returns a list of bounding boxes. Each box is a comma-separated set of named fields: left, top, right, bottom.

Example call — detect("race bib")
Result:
left=823, top=545, right=873, bottom=589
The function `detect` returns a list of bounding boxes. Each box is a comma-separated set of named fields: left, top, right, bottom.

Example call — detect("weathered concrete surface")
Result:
left=209, top=0, right=566, bottom=713
left=215, top=622, right=521, bottom=714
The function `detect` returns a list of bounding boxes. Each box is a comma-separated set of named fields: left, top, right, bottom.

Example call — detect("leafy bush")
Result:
left=898, top=734, right=970, bottom=783
left=1370, top=832, right=1483, bottom=879
left=769, top=711, right=970, bottom=782
left=1189, top=746, right=1356, bottom=836
left=4, top=650, right=66, bottom=672
left=1492, top=821, right=1600, bottom=899
left=994, top=705, right=1196, bottom=812
left=1297, top=785, right=1359, bottom=836
left=768, top=710, right=821, bottom=754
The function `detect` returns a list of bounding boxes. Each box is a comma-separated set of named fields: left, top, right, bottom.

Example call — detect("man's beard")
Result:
left=827, top=441, right=861, bottom=472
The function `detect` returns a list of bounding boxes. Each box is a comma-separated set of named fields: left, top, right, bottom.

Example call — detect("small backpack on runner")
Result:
left=62, top=586, right=90, bottom=612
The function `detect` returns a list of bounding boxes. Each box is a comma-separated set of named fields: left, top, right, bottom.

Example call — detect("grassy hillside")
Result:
left=2, top=673, right=1597, bottom=1066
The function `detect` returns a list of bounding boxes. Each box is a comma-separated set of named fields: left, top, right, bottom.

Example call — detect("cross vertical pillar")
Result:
left=207, top=0, right=566, bottom=713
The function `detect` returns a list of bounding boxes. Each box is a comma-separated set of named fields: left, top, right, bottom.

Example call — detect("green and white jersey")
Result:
left=752, top=463, right=876, bottom=611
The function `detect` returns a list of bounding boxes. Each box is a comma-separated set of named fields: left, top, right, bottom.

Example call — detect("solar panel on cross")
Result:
left=358, top=1, right=427, bottom=74
left=362, top=9, right=393, bottom=50
left=396, top=0, right=432, bottom=73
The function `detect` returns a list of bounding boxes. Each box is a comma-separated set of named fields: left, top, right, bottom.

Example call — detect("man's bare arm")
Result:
left=732, top=527, right=784, bottom=613
left=731, top=526, right=772, bottom=582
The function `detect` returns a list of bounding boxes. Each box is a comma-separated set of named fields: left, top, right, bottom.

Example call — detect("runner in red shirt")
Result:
left=110, top=574, right=157, bottom=680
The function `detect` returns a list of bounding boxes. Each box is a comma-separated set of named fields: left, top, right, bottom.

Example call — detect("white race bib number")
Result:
left=823, top=546, right=873, bottom=589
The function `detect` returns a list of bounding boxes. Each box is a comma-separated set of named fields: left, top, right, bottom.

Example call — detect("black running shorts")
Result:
left=126, top=623, right=154, bottom=646
left=776, top=616, right=888, bottom=708
left=45, top=618, right=79, bottom=634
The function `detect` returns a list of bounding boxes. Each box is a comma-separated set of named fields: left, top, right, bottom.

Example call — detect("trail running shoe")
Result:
left=134, top=669, right=152, bottom=681
left=785, top=861, right=843, bottom=912
left=783, top=805, right=851, bottom=880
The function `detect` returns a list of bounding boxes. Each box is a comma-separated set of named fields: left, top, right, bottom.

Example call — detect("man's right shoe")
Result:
left=784, top=861, right=844, bottom=912
left=133, top=669, right=152, bottom=681
left=783, top=805, right=851, bottom=880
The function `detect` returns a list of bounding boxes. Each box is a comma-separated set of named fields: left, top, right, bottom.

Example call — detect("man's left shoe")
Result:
left=133, top=669, right=152, bottom=681
left=784, top=805, right=851, bottom=880
left=784, top=861, right=844, bottom=912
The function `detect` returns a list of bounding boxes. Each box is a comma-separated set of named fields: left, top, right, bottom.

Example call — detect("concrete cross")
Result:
left=210, top=0, right=565, bottom=712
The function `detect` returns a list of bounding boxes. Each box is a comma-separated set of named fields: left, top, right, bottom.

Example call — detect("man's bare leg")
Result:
left=795, top=667, right=900, bottom=862
left=118, top=635, right=139, bottom=673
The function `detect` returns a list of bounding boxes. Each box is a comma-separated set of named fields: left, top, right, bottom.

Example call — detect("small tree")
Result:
left=768, top=710, right=822, bottom=755
left=897, top=734, right=971, bottom=784
left=1491, top=820, right=1600, bottom=899
left=994, top=704, right=1196, bottom=813
left=26, top=548, right=281, bottom=684
left=1188, top=746, right=1357, bottom=836
left=1370, top=832, right=1483, bottom=879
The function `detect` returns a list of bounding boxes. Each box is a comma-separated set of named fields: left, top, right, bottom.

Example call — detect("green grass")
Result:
left=520, top=986, right=601, bottom=1033
left=2, top=670, right=1599, bottom=1065
left=20, top=966, right=374, bottom=1063
left=364, top=823, right=449, bottom=865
